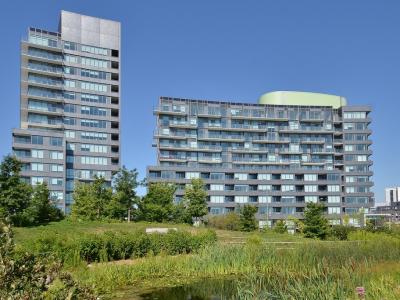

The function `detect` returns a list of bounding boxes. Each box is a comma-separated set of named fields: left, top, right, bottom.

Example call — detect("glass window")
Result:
left=257, top=173, right=271, bottom=180
left=305, top=185, right=317, bottom=192
left=185, top=172, right=200, bottom=179
left=234, top=196, right=248, bottom=203
left=210, top=184, right=224, bottom=191
left=50, top=178, right=63, bottom=186
left=304, top=174, right=317, bottom=181
left=328, top=185, right=340, bottom=192
left=50, top=151, right=63, bottom=160
left=31, top=163, right=44, bottom=171
left=328, top=207, right=341, bottom=214
left=210, top=196, right=224, bottom=203
left=31, top=149, right=44, bottom=158
left=328, top=196, right=341, bottom=203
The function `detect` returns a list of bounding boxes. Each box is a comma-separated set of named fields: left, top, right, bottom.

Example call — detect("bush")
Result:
left=24, top=229, right=217, bottom=264
left=273, top=220, right=287, bottom=234
left=330, top=225, right=355, bottom=240
left=207, top=212, right=240, bottom=231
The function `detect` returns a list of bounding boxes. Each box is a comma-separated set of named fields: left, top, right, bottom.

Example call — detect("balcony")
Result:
left=154, top=106, right=187, bottom=116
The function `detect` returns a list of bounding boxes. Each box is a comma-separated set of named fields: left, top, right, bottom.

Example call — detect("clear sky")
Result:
left=0, top=0, right=398, bottom=201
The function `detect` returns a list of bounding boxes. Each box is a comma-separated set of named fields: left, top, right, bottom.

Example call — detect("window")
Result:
left=51, top=164, right=64, bottom=172
left=31, top=149, right=44, bottom=158
left=328, top=196, right=341, bottom=203
left=210, top=184, right=224, bottom=191
left=81, top=106, right=108, bottom=116
left=81, top=81, right=108, bottom=92
left=29, top=35, right=58, bottom=47
left=81, top=94, right=107, bottom=104
left=305, top=185, right=317, bottom=192
left=64, top=79, right=76, bottom=88
left=65, top=130, right=75, bottom=139
left=31, top=177, right=44, bottom=185
left=234, top=173, right=248, bottom=180
left=81, top=57, right=108, bottom=68
left=235, top=196, right=248, bottom=203
left=210, top=196, right=224, bottom=203
left=281, top=185, right=295, bottom=192
left=50, top=137, right=62, bottom=146
left=32, top=135, right=43, bottom=145
left=64, top=41, right=77, bottom=50
left=344, top=145, right=354, bottom=152
left=66, top=143, right=75, bottom=151
left=50, top=178, right=63, bottom=186
left=343, top=112, right=367, bottom=119
left=345, top=176, right=355, bottom=183
left=258, top=184, right=272, bottom=191
left=81, top=119, right=107, bottom=128
left=31, top=163, right=44, bottom=171
left=81, top=144, right=107, bottom=153
left=346, top=187, right=355, bottom=193
left=304, top=174, right=317, bottom=181
left=64, top=54, right=78, bottom=63
left=328, top=185, right=340, bottom=192
left=81, top=131, right=108, bottom=141
left=328, top=207, right=341, bottom=214
left=234, top=185, right=249, bottom=192
left=327, top=173, right=340, bottom=181
left=210, top=173, right=224, bottom=180
left=50, top=191, right=63, bottom=201
left=305, top=196, right=318, bottom=203
left=50, top=151, right=63, bottom=160
left=81, top=45, right=108, bottom=56
left=185, top=172, right=200, bottom=179
left=80, top=156, right=108, bottom=165
left=281, top=174, right=294, bottom=180
left=63, top=117, right=76, bottom=126
left=257, top=173, right=271, bottom=180
left=81, top=69, right=108, bottom=80
left=258, top=196, right=272, bottom=203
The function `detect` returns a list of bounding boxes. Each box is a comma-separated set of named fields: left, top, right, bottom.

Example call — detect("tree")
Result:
left=274, top=220, right=287, bottom=234
left=138, top=182, right=176, bottom=222
left=112, top=166, right=140, bottom=222
left=0, top=155, right=32, bottom=224
left=303, top=203, right=329, bottom=240
left=20, top=183, right=63, bottom=226
left=238, top=204, right=258, bottom=232
left=184, top=178, right=208, bottom=224
left=71, top=177, right=113, bottom=220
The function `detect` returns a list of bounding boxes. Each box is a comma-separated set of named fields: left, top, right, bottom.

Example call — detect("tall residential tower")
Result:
left=148, top=91, right=374, bottom=227
left=12, top=11, right=121, bottom=213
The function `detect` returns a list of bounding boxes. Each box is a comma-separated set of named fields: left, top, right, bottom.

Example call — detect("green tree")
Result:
left=138, top=182, right=176, bottom=222
left=0, top=155, right=32, bottom=224
left=274, top=220, right=287, bottom=234
left=71, top=177, right=113, bottom=220
left=238, top=204, right=258, bottom=232
left=303, top=203, right=329, bottom=240
left=112, top=166, right=140, bottom=222
left=184, top=178, right=208, bottom=224
left=21, top=183, right=63, bottom=226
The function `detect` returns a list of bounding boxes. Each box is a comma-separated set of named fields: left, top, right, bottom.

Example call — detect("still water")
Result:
left=123, top=278, right=239, bottom=300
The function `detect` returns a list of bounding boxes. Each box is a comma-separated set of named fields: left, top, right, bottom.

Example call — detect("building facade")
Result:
left=12, top=11, right=121, bottom=213
left=147, top=91, right=374, bottom=226
left=372, top=187, right=400, bottom=222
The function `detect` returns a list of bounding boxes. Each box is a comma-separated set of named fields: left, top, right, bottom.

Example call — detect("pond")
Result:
left=121, top=278, right=239, bottom=300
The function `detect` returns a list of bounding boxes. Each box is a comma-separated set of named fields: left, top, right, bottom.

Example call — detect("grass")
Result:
left=12, top=220, right=400, bottom=299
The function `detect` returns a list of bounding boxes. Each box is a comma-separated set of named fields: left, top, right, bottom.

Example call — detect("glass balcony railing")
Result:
left=26, top=48, right=63, bottom=61
left=27, top=62, right=63, bottom=74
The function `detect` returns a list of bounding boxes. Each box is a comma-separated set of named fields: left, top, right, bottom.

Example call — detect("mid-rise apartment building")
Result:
left=148, top=91, right=374, bottom=226
left=12, top=11, right=121, bottom=213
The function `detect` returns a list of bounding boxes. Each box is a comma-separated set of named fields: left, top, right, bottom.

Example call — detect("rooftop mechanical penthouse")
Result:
left=147, top=91, right=374, bottom=227
left=12, top=11, right=121, bottom=213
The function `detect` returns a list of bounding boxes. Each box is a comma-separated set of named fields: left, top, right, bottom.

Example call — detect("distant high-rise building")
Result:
left=147, top=91, right=374, bottom=227
left=12, top=11, right=121, bottom=213
left=385, top=187, right=400, bottom=205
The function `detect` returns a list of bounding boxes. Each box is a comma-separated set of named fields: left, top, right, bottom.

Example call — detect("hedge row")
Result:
left=22, top=229, right=217, bottom=263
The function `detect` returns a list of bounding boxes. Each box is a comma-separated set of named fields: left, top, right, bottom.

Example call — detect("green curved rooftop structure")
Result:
left=258, top=91, right=347, bottom=109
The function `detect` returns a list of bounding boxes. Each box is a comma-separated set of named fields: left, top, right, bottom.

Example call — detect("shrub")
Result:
left=207, top=212, right=240, bottom=231
left=273, top=220, right=287, bottom=234
left=330, top=225, right=355, bottom=240
left=25, top=229, right=217, bottom=264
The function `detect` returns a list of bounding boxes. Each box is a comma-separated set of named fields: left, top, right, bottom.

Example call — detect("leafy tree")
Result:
left=71, top=177, right=113, bottom=220
left=184, top=178, right=208, bottom=224
left=138, top=182, right=176, bottom=222
left=20, top=183, right=63, bottom=226
left=0, top=155, right=32, bottom=224
left=303, top=203, right=329, bottom=240
left=0, top=219, right=96, bottom=299
left=238, top=204, right=258, bottom=232
left=274, top=220, right=287, bottom=234
left=112, top=166, right=140, bottom=222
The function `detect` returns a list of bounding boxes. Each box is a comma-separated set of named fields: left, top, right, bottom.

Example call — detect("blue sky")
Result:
left=0, top=0, right=398, bottom=201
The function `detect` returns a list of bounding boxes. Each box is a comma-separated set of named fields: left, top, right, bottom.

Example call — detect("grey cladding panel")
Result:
left=60, top=10, right=120, bottom=49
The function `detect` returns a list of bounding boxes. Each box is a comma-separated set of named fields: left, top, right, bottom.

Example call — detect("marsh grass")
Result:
left=75, top=237, right=400, bottom=298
